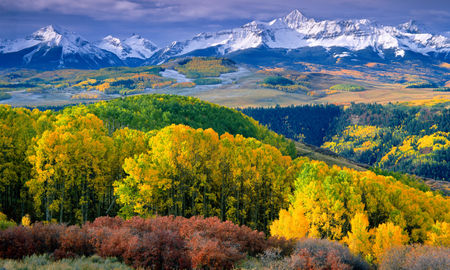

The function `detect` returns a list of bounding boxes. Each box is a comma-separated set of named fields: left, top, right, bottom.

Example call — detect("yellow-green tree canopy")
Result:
left=271, top=160, right=450, bottom=244
left=114, top=124, right=294, bottom=232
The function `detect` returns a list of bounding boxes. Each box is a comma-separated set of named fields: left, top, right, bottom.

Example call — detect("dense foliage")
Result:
left=260, top=76, right=309, bottom=92
left=86, top=94, right=296, bottom=157
left=434, top=87, right=450, bottom=92
left=404, top=81, right=437, bottom=88
left=256, top=68, right=313, bottom=93
left=325, top=103, right=450, bottom=180
left=0, top=212, right=15, bottom=230
left=243, top=103, right=450, bottom=180
left=263, top=76, right=295, bottom=86
left=270, top=159, right=450, bottom=262
left=115, top=124, right=295, bottom=232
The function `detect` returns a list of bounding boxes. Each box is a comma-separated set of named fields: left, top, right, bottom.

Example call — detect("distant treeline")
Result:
left=241, top=104, right=342, bottom=146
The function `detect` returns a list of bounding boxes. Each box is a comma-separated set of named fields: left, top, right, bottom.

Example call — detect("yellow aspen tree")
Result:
left=425, top=221, right=450, bottom=247
left=270, top=199, right=309, bottom=239
left=343, top=212, right=372, bottom=259
left=372, top=222, right=409, bottom=262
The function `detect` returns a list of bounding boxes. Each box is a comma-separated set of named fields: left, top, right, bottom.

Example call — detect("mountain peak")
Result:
left=29, top=24, right=85, bottom=47
left=103, top=35, right=121, bottom=46
left=286, top=9, right=307, bottom=19
left=398, top=20, right=420, bottom=33
left=283, top=9, right=309, bottom=28
left=33, top=25, right=70, bottom=36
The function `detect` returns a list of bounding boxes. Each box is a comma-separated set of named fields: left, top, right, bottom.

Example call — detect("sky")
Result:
left=0, top=0, right=449, bottom=46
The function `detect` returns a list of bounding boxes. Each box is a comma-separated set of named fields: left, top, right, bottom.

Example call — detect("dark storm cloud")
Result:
left=0, top=0, right=449, bottom=45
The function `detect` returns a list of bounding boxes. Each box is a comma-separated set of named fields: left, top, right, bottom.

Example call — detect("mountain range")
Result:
left=1, top=10, right=449, bottom=69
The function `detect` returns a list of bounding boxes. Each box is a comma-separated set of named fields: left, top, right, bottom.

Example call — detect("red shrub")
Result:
left=31, top=222, right=64, bottom=254
left=123, top=215, right=184, bottom=234
left=87, top=216, right=124, bottom=230
left=189, top=233, right=244, bottom=270
left=53, top=225, right=94, bottom=259
left=91, top=227, right=138, bottom=259
left=122, top=229, right=191, bottom=270
left=180, top=216, right=268, bottom=256
left=0, top=226, right=34, bottom=259
left=0, top=215, right=282, bottom=269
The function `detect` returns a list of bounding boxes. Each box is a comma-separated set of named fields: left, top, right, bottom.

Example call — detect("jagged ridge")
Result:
left=147, top=9, right=450, bottom=64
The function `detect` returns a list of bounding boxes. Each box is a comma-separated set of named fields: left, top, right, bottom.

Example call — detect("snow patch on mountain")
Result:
left=97, top=34, right=158, bottom=59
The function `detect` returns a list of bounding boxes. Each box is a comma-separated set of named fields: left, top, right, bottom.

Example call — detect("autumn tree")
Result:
left=343, top=212, right=372, bottom=261
left=372, top=222, right=409, bottom=262
left=270, top=199, right=309, bottom=239
left=27, top=110, right=114, bottom=223
left=0, top=106, right=52, bottom=221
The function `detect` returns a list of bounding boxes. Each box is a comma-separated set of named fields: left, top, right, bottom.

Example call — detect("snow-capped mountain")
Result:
left=1, top=11, right=449, bottom=70
left=0, top=25, right=122, bottom=69
left=97, top=34, right=158, bottom=63
left=147, top=10, right=450, bottom=64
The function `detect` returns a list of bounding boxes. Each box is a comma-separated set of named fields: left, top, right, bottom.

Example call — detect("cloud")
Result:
left=1, top=0, right=166, bottom=21
left=0, top=0, right=386, bottom=22
left=0, top=0, right=448, bottom=45
left=1, top=0, right=449, bottom=24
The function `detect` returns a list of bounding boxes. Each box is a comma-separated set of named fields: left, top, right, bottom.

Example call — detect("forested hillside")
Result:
left=243, top=103, right=450, bottom=181
left=86, top=94, right=296, bottom=157
left=0, top=94, right=296, bottom=224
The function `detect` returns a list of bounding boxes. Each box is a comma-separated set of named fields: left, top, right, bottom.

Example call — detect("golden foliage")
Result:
left=343, top=213, right=372, bottom=258
left=425, top=221, right=450, bottom=247
left=372, top=222, right=409, bottom=261
left=21, top=214, right=31, bottom=227
left=270, top=199, right=309, bottom=240
left=272, top=158, right=449, bottom=261
left=380, top=131, right=450, bottom=167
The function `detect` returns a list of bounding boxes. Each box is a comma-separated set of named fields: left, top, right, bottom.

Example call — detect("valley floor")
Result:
left=2, top=66, right=449, bottom=108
